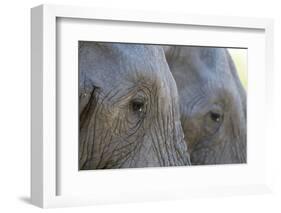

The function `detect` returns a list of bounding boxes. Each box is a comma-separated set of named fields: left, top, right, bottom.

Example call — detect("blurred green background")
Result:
left=228, top=48, right=248, bottom=90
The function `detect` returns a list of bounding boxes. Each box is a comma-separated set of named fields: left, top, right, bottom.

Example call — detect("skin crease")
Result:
left=79, top=42, right=191, bottom=170
left=164, top=46, right=247, bottom=165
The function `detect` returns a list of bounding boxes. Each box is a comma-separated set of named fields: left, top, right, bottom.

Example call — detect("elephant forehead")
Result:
left=172, top=47, right=235, bottom=91
left=103, top=44, right=169, bottom=78
left=79, top=42, right=174, bottom=94
left=200, top=49, right=235, bottom=83
left=168, top=47, right=239, bottom=114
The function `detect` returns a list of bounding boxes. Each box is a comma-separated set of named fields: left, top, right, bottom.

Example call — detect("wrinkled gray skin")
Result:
left=164, top=46, right=247, bottom=165
left=79, top=42, right=191, bottom=170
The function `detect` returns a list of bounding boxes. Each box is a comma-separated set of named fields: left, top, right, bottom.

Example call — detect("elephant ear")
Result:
left=225, top=50, right=247, bottom=120
left=220, top=49, right=247, bottom=164
left=78, top=42, right=103, bottom=169
left=78, top=41, right=104, bottom=89
left=78, top=41, right=113, bottom=116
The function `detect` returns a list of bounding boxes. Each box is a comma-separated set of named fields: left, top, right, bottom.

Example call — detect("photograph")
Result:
left=26, top=2, right=279, bottom=209
left=78, top=41, right=247, bottom=170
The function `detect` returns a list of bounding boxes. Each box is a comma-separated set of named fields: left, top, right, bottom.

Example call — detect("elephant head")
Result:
left=165, top=46, right=247, bottom=165
left=79, top=42, right=191, bottom=169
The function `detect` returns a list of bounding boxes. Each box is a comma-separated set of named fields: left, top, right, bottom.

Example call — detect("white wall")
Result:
left=0, top=0, right=280, bottom=212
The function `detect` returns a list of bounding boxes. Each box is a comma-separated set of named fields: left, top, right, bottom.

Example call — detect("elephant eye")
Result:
left=203, top=110, right=223, bottom=136
left=210, top=111, right=222, bottom=123
left=130, top=99, right=145, bottom=114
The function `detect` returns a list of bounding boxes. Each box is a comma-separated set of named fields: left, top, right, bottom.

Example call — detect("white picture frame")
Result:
left=31, top=4, right=274, bottom=208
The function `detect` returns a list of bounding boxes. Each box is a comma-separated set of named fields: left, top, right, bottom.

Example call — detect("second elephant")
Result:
left=165, top=46, right=247, bottom=165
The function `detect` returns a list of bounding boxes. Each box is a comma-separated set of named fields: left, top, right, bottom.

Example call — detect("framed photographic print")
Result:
left=31, top=4, right=274, bottom=208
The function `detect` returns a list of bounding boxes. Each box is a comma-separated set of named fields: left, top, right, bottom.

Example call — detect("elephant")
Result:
left=79, top=42, right=191, bottom=170
left=164, top=46, right=247, bottom=165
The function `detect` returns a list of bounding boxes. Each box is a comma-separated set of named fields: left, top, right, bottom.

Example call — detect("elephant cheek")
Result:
left=145, top=119, right=190, bottom=167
